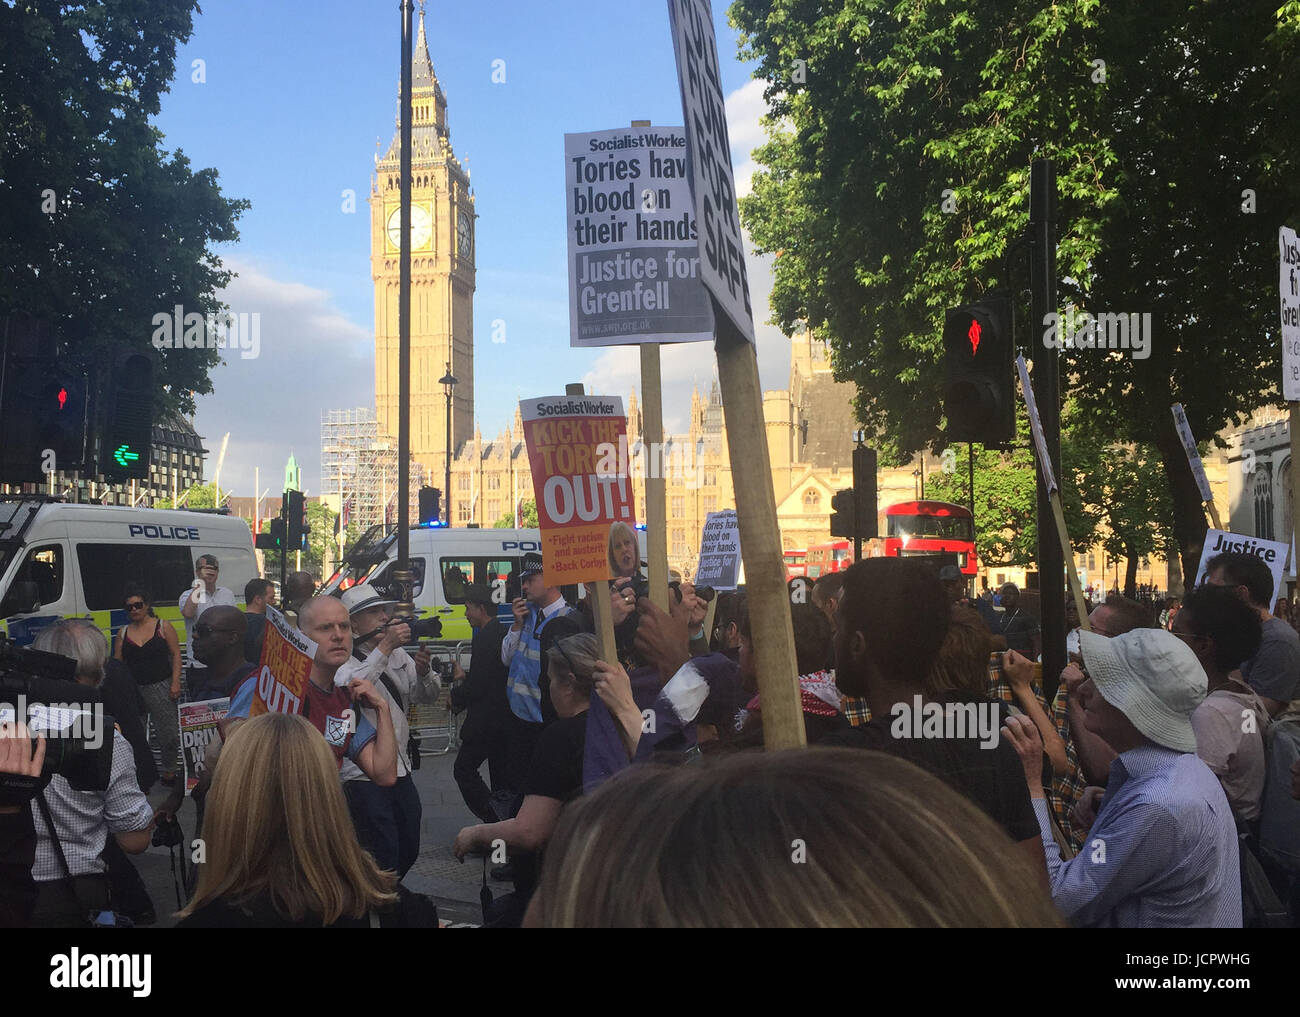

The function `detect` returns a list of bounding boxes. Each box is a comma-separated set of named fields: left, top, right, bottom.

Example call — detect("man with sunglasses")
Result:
left=178, top=554, right=236, bottom=693
left=188, top=607, right=253, bottom=703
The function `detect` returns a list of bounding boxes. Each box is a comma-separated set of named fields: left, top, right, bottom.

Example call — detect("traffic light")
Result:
left=256, top=517, right=287, bottom=551
left=941, top=295, right=1014, bottom=445
left=853, top=445, right=878, bottom=540
left=418, top=486, right=441, bottom=526
left=0, top=359, right=88, bottom=481
left=101, top=349, right=154, bottom=481
left=286, top=490, right=308, bottom=550
left=829, top=489, right=855, bottom=540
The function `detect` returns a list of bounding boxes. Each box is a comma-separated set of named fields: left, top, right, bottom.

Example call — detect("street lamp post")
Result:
left=439, top=362, right=458, bottom=526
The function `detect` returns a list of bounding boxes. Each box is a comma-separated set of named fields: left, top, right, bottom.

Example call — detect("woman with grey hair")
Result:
left=27, top=619, right=156, bottom=927
left=452, top=632, right=599, bottom=926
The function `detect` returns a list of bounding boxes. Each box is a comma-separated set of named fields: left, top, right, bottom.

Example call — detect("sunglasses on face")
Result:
left=126, top=601, right=146, bottom=611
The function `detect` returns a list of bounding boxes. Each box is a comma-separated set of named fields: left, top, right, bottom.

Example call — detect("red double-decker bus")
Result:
left=882, top=501, right=978, bottom=576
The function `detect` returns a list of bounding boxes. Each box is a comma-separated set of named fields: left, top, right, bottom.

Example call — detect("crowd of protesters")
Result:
left=6, top=536, right=1300, bottom=930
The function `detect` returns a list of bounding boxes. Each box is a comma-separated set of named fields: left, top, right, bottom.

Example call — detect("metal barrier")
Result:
left=408, top=640, right=470, bottom=756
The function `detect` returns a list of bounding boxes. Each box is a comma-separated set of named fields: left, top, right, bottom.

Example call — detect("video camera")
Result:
left=391, top=614, right=442, bottom=641
left=0, top=634, right=114, bottom=807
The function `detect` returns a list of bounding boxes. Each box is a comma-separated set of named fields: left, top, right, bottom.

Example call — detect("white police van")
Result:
left=0, top=498, right=259, bottom=648
left=321, top=524, right=648, bottom=643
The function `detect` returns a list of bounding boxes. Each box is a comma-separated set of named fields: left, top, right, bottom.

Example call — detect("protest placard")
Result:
left=667, top=0, right=754, bottom=345
left=521, top=394, right=635, bottom=586
left=1193, top=529, right=1289, bottom=606
left=1016, top=355, right=1057, bottom=496
left=695, top=509, right=741, bottom=589
left=566, top=126, right=714, bottom=347
left=179, top=697, right=228, bottom=795
left=249, top=605, right=316, bottom=717
left=1281, top=226, right=1300, bottom=400
left=1170, top=403, right=1214, bottom=503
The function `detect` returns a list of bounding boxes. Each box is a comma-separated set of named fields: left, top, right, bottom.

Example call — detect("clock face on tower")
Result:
left=457, top=210, right=472, bottom=260
left=387, top=204, right=432, bottom=251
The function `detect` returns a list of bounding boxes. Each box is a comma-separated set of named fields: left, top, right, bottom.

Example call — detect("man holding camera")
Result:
left=179, top=553, right=236, bottom=693
left=335, top=584, right=439, bottom=879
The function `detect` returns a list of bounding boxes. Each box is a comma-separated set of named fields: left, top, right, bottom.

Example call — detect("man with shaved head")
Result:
left=187, top=605, right=253, bottom=702
left=222, top=596, right=398, bottom=785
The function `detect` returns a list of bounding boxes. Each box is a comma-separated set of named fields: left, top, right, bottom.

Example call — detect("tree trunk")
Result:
left=1124, top=550, right=1139, bottom=599
left=1152, top=413, right=1210, bottom=588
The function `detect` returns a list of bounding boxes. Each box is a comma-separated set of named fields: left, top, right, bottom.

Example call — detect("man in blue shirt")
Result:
left=1003, top=627, right=1241, bottom=927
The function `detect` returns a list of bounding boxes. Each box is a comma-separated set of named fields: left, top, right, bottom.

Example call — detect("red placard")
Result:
left=521, top=395, right=635, bottom=585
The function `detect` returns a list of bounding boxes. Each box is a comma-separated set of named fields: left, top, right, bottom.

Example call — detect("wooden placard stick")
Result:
left=716, top=331, right=806, bottom=749
left=1048, top=490, right=1092, bottom=633
left=700, top=593, right=718, bottom=649
left=1291, top=403, right=1300, bottom=590
left=563, top=383, right=619, bottom=665
left=639, top=343, right=670, bottom=613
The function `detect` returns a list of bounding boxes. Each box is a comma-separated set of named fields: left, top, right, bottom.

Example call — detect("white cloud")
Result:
left=726, top=77, right=769, bottom=199
left=191, top=258, right=371, bottom=497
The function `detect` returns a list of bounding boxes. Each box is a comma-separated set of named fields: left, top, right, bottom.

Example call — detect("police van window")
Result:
left=76, top=544, right=194, bottom=612
left=485, top=559, right=519, bottom=605
left=2, top=544, right=64, bottom=615
left=441, top=560, right=473, bottom=603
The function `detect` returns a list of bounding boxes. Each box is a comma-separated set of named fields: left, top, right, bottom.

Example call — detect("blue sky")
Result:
left=156, top=0, right=789, bottom=495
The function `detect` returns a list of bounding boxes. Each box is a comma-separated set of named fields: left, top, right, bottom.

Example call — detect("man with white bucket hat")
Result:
left=336, top=583, right=440, bottom=878
left=1002, top=627, right=1241, bottom=927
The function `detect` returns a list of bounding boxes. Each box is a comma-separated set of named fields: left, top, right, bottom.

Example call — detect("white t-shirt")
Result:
left=178, top=584, right=236, bottom=670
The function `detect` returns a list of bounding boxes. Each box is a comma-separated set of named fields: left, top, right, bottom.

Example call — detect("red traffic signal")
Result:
left=941, top=297, right=1013, bottom=445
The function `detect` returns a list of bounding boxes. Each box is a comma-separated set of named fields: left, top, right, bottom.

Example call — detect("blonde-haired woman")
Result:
left=178, top=712, right=431, bottom=927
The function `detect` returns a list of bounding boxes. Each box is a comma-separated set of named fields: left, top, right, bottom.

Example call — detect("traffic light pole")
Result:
left=279, top=492, right=288, bottom=598
left=1029, top=159, right=1065, bottom=699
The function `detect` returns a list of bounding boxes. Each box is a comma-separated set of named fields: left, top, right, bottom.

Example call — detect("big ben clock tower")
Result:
left=370, top=5, right=475, bottom=491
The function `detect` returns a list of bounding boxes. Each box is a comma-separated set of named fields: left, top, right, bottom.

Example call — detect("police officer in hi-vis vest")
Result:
left=500, top=552, right=576, bottom=792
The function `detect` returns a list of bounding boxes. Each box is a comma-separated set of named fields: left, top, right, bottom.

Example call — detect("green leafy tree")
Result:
left=1066, top=438, right=1177, bottom=596
left=0, top=0, right=248, bottom=416
left=732, top=0, right=1300, bottom=582
left=494, top=499, right=538, bottom=528
left=155, top=482, right=222, bottom=510
left=924, top=404, right=1098, bottom=567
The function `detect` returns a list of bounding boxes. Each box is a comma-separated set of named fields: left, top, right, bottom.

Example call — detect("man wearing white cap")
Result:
left=1003, top=627, right=1241, bottom=927
left=335, top=584, right=439, bottom=878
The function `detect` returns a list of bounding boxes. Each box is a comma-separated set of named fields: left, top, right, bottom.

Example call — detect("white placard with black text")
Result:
left=1170, top=403, right=1213, bottom=502
left=667, top=0, right=755, bottom=344
left=1193, top=529, right=1289, bottom=607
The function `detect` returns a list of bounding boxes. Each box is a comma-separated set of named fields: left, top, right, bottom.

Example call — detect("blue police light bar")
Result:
left=634, top=523, right=646, bottom=531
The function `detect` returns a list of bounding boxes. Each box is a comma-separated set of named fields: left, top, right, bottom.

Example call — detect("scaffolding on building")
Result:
left=321, top=408, right=425, bottom=536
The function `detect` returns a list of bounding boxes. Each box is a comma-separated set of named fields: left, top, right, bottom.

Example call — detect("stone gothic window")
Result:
left=1254, top=467, right=1274, bottom=541
left=1283, top=459, right=1294, bottom=549
left=803, top=488, right=821, bottom=510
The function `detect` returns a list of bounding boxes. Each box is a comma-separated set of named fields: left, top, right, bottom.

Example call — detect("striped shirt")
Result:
left=1034, top=744, right=1241, bottom=927
left=30, top=729, right=154, bottom=881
